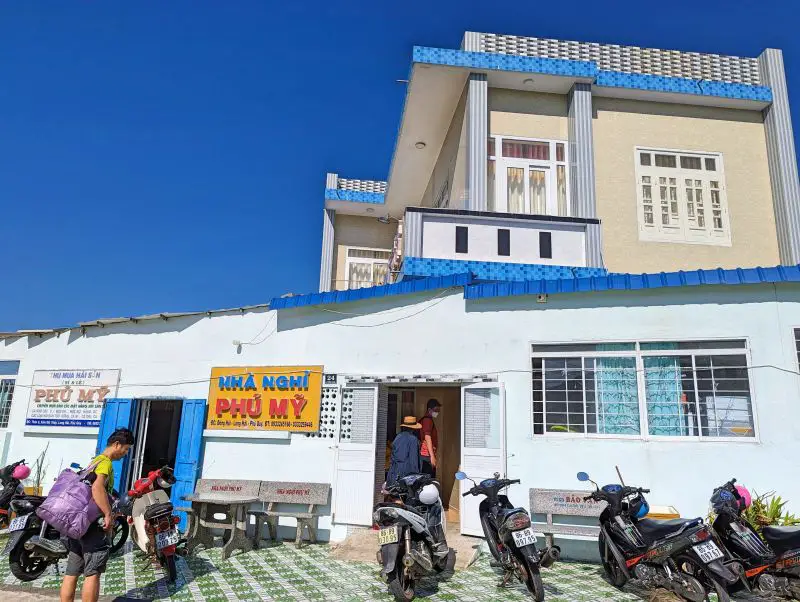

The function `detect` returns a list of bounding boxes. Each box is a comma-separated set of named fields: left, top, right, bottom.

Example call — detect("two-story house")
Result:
left=320, top=31, right=798, bottom=291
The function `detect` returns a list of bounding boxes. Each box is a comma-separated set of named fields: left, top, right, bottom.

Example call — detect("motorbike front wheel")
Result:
left=387, top=567, right=415, bottom=601
left=9, top=531, right=51, bottom=582
left=598, top=531, right=628, bottom=588
left=480, top=513, right=502, bottom=561
left=517, top=554, right=545, bottom=601
left=110, top=517, right=129, bottom=554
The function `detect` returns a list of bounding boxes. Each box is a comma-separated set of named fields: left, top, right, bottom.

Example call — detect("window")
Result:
left=532, top=340, right=755, bottom=439
left=497, top=229, right=510, bottom=256
left=539, top=231, right=552, bottom=259
left=345, top=248, right=391, bottom=289
left=636, top=148, right=730, bottom=245
left=0, top=380, right=14, bottom=428
left=489, top=136, right=569, bottom=217
left=455, top=226, right=469, bottom=254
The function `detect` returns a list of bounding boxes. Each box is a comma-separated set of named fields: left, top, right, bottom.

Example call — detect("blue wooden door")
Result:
left=96, top=398, right=138, bottom=493
left=171, top=399, right=206, bottom=531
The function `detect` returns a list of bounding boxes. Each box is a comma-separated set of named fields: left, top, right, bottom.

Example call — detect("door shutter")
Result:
left=170, top=399, right=207, bottom=531
left=96, top=398, right=137, bottom=493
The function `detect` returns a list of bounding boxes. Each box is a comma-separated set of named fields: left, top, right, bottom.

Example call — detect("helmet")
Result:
left=12, top=465, right=30, bottom=480
left=735, top=485, right=752, bottom=509
left=629, top=493, right=650, bottom=519
left=418, top=484, right=440, bottom=505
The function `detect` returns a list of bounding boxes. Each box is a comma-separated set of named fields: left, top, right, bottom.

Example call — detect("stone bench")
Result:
left=530, top=488, right=604, bottom=549
left=248, top=481, right=331, bottom=549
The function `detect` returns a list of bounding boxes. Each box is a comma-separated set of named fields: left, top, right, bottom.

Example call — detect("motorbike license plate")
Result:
left=155, top=529, right=180, bottom=550
left=7, top=514, right=29, bottom=532
left=693, top=541, right=724, bottom=563
left=511, top=527, right=537, bottom=547
left=378, top=526, right=399, bottom=545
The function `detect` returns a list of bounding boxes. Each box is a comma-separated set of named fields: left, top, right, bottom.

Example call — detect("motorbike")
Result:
left=457, top=471, right=559, bottom=601
left=373, top=473, right=450, bottom=602
left=69, top=462, right=129, bottom=554
left=709, top=478, right=800, bottom=599
left=3, top=491, right=68, bottom=581
left=124, top=466, right=184, bottom=582
left=0, top=460, right=30, bottom=529
left=577, top=471, right=741, bottom=602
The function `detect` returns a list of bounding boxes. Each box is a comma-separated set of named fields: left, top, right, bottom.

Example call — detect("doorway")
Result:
left=384, top=386, right=462, bottom=523
left=129, top=399, right=183, bottom=490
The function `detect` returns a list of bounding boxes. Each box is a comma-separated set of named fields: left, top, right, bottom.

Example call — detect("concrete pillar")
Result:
left=466, top=73, right=488, bottom=211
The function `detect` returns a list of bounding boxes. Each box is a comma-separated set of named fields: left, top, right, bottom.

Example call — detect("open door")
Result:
left=460, top=383, right=506, bottom=536
left=331, top=386, right=378, bottom=526
left=96, top=398, right=138, bottom=493
left=170, top=399, right=206, bottom=531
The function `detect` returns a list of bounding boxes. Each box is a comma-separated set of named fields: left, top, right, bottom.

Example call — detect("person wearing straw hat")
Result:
left=386, top=416, right=422, bottom=486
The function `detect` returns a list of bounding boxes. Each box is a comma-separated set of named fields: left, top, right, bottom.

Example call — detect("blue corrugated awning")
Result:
left=270, top=273, right=472, bottom=310
left=464, top=265, right=800, bottom=300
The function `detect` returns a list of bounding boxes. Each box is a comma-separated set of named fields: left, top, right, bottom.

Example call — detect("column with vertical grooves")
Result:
left=404, top=210, right=423, bottom=258
left=568, top=83, right=602, bottom=267
left=318, top=208, right=335, bottom=292
left=758, top=49, right=800, bottom=265
left=467, top=73, right=488, bottom=211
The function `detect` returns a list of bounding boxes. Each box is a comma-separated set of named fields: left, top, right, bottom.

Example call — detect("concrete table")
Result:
left=183, top=493, right=259, bottom=560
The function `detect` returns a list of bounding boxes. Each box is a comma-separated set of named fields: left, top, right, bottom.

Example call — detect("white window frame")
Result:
left=343, top=246, right=391, bottom=290
left=529, top=337, right=759, bottom=443
left=634, top=146, right=731, bottom=246
left=0, top=377, right=16, bottom=430
left=490, top=135, right=569, bottom=217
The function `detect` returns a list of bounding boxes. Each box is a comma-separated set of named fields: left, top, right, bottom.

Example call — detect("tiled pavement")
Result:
left=0, top=541, right=750, bottom=601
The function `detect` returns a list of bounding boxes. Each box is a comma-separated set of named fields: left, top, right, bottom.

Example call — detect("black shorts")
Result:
left=66, top=523, right=110, bottom=577
left=421, top=458, right=436, bottom=478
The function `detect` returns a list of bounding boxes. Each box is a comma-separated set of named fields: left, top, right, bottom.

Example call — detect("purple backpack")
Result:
left=36, top=460, right=104, bottom=540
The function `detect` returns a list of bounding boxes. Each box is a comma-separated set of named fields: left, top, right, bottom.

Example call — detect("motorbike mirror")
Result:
left=577, top=472, right=590, bottom=482
left=70, top=463, right=81, bottom=470
left=455, top=472, right=468, bottom=481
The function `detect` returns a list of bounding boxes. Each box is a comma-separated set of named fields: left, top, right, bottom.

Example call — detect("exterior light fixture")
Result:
left=523, top=78, right=535, bottom=85
left=415, top=141, right=426, bottom=149
left=366, top=207, right=375, bottom=213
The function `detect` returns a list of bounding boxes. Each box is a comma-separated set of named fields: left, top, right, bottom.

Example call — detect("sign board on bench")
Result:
left=258, top=481, right=330, bottom=506
left=530, top=488, right=605, bottom=543
left=194, top=479, right=261, bottom=499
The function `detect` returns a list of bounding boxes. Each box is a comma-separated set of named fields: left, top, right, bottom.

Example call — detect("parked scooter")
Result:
left=373, top=474, right=450, bottom=602
left=123, top=466, right=183, bottom=582
left=3, top=492, right=68, bottom=581
left=709, top=478, right=800, bottom=599
left=577, top=471, right=740, bottom=602
left=69, top=463, right=129, bottom=554
left=0, top=460, right=30, bottom=529
left=457, top=471, right=558, bottom=601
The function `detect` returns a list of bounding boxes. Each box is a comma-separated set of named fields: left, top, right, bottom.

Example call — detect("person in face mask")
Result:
left=419, top=399, right=441, bottom=478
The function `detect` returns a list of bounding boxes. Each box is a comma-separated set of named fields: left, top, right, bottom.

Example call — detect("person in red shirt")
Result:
left=419, top=399, right=441, bottom=477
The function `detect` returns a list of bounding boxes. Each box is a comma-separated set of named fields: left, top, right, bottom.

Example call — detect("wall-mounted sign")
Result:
left=206, top=366, right=323, bottom=432
left=26, top=369, right=121, bottom=428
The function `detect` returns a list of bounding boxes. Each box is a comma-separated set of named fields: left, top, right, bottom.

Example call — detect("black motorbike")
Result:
left=457, top=471, right=559, bottom=601
left=373, top=474, right=450, bottom=602
left=0, top=459, right=27, bottom=529
left=710, top=478, right=800, bottom=599
left=578, top=471, right=740, bottom=602
left=3, top=492, right=68, bottom=581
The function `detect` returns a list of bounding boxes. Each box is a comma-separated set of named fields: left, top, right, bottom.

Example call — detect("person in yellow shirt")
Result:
left=60, top=428, right=134, bottom=602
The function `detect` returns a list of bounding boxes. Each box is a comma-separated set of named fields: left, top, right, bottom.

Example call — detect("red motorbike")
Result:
left=121, top=466, right=183, bottom=582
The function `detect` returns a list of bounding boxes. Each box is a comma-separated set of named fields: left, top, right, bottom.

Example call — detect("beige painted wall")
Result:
left=421, top=84, right=468, bottom=209
left=594, top=97, right=779, bottom=272
left=489, top=89, right=569, bottom=140
left=332, top=214, right=396, bottom=291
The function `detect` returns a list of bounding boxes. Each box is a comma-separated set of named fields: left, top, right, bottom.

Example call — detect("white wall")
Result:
left=421, top=213, right=586, bottom=265
left=2, top=284, right=800, bottom=543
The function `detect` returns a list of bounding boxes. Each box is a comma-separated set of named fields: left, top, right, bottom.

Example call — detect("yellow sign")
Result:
left=206, top=366, right=323, bottom=432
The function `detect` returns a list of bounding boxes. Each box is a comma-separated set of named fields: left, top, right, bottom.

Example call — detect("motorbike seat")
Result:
left=637, top=517, right=702, bottom=542
left=762, top=525, right=800, bottom=555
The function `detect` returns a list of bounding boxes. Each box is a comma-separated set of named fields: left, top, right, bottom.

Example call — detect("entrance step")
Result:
left=329, top=521, right=484, bottom=570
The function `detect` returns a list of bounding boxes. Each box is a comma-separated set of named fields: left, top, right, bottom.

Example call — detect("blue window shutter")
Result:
left=171, top=399, right=206, bottom=531
left=95, top=398, right=137, bottom=493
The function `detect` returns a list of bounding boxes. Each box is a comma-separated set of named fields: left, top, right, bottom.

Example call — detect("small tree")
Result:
left=28, top=442, right=50, bottom=494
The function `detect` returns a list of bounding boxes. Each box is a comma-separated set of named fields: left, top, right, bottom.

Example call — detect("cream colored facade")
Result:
left=332, top=214, right=396, bottom=291
left=593, top=97, right=779, bottom=272
left=489, top=89, right=568, bottom=141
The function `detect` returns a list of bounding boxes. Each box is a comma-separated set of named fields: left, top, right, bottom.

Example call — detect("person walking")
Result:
left=386, top=417, right=422, bottom=485
left=60, top=428, right=135, bottom=602
left=419, top=399, right=441, bottom=478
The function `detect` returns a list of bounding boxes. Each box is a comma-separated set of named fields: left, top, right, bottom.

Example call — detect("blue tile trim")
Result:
left=403, top=256, right=607, bottom=281
left=324, top=188, right=385, bottom=204
left=270, top=273, right=472, bottom=310
left=595, top=70, right=773, bottom=103
left=412, top=46, right=772, bottom=104
left=464, top=265, right=800, bottom=300
left=413, top=46, right=598, bottom=78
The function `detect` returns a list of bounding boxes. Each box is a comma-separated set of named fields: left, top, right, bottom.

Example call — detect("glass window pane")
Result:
left=655, top=154, right=677, bottom=168
left=502, top=139, right=550, bottom=160
left=591, top=357, right=640, bottom=435
left=488, top=159, right=496, bottom=212
left=705, top=157, right=716, bottom=171
left=680, top=156, right=702, bottom=170
left=556, top=143, right=565, bottom=162
left=488, top=137, right=495, bottom=157
left=640, top=153, right=651, bottom=166
left=372, top=263, right=389, bottom=285
left=645, top=356, right=692, bottom=436
left=0, top=379, right=15, bottom=428
left=696, top=355, right=755, bottom=438
left=507, top=167, right=525, bottom=213
left=348, top=262, right=372, bottom=289
left=529, top=168, right=547, bottom=214
left=464, top=387, right=503, bottom=448
left=557, top=165, right=567, bottom=216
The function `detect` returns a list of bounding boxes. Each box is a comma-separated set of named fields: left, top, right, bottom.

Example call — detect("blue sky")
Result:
left=1, top=1, right=798, bottom=331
